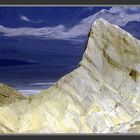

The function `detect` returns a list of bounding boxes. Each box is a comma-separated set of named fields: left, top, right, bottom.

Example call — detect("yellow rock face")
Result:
left=0, top=18, right=140, bottom=133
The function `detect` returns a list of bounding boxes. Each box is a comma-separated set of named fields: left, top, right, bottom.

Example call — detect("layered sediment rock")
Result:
left=0, top=83, right=26, bottom=106
left=1, top=18, right=140, bottom=133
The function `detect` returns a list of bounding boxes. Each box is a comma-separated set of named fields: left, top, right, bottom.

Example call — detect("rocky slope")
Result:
left=0, top=83, right=26, bottom=106
left=0, top=18, right=140, bottom=133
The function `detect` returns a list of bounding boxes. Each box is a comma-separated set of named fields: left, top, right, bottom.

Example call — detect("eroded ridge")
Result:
left=0, top=19, right=140, bottom=133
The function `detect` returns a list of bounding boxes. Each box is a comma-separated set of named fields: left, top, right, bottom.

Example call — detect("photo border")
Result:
left=0, top=0, right=140, bottom=140
left=0, top=0, right=139, bottom=5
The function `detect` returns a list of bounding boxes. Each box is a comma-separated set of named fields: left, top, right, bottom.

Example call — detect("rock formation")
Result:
left=1, top=18, right=140, bottom=133
left=0, top=83, right=26, bottom=106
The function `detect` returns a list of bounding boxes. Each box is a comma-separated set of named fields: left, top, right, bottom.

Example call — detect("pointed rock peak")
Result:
left=81, top=18, right=140, bottom=77
left=92, top=18, right=109, bottom=25
left=91, top=18, right=134, bottom=39
left=91, top=18, right=113, bottom=28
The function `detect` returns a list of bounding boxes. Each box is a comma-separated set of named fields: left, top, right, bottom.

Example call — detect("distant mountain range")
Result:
left=0, top=7, right=110, bottom=28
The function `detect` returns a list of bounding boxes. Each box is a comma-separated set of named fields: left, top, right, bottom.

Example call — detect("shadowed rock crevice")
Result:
left=129, top=69, right=138, bottom=82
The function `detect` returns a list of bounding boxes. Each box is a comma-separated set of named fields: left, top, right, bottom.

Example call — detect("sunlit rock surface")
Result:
left=1, top=18, right=140, bottom=133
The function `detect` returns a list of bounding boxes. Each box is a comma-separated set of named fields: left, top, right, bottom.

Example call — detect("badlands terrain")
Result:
left=0, top=18, right=140, bottom=133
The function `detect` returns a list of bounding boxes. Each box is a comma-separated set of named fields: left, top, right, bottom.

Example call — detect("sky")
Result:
left=0, top=6, right=140, bottom=89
